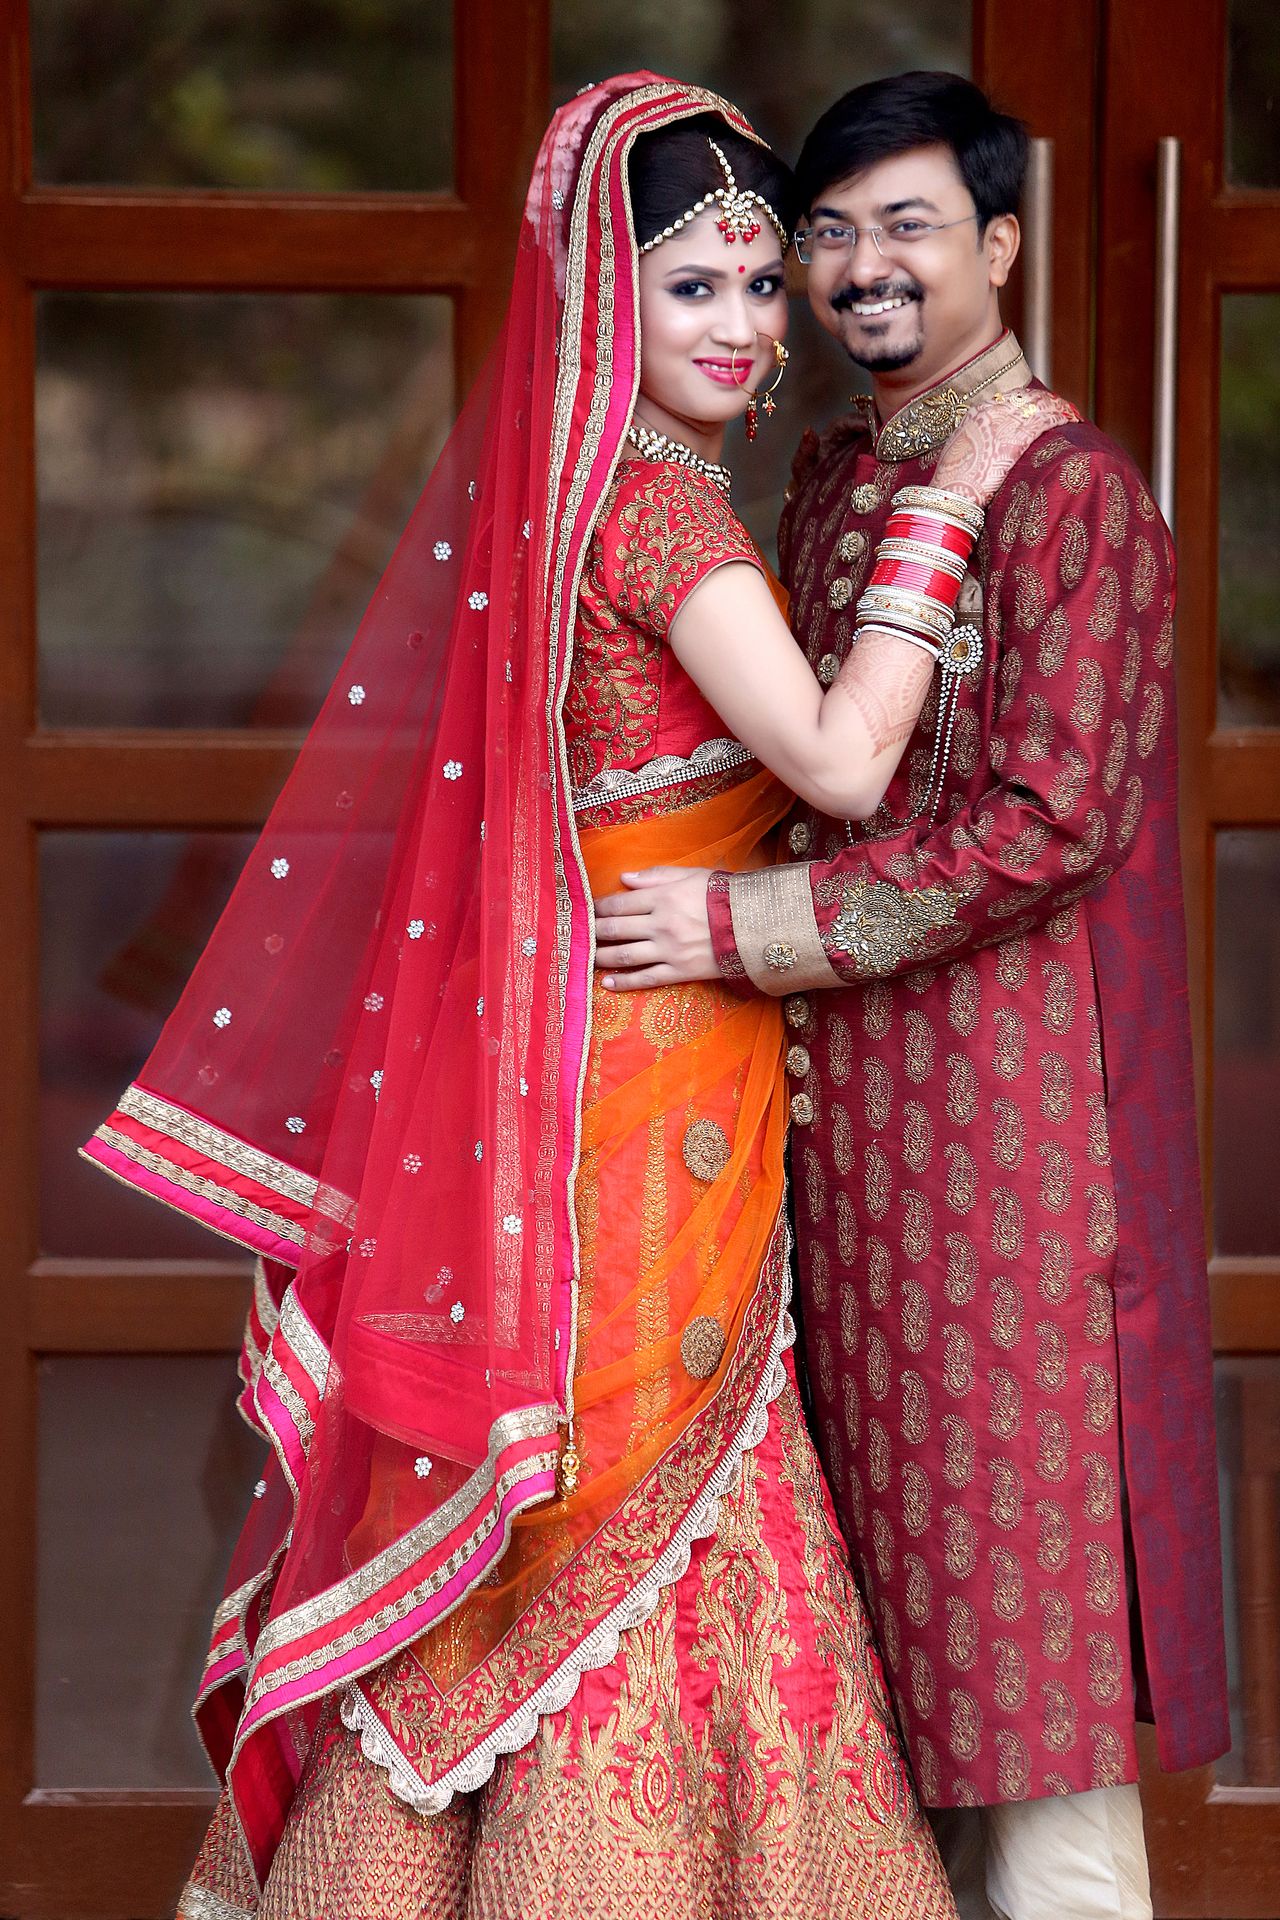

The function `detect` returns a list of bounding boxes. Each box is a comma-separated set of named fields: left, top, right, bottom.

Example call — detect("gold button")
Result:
left=816, top=652, right=840, bottom=686
left=682, top=1117, right=730, bottom=1182
left=850, top=481, right=881, bottom=513
left=827, top=576, right=855, bottom=610
left=790, top=1092, right=815, bottom=1126
left=786, top=1044, right=811, bottom=1078
left=763, top=941, right=797, bottom=972
left=837, top=530, right=868, bottom=564
left=788, top=821, right=812, bottom=855
left=783, top=994, right=811, bottom=1029
left=680, top=1315, right=726, bottom=1379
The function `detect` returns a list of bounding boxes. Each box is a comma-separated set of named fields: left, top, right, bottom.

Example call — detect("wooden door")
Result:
left=1094, top=0, right=1280, bottom=1912
left=5, top=2, right=1267, bottom=1912
left=0, top=3, right=548, bottom=1913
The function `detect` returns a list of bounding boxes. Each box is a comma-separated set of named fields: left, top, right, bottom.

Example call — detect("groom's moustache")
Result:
left=830, top=280, right=923, bottom=313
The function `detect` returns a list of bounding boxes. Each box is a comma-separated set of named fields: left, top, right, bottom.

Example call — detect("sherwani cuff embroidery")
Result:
left=825, top=874, right=962, bottom=979
left=728, top=864, right=841, bottom=995
left=707, top=869, right=751, bottom=991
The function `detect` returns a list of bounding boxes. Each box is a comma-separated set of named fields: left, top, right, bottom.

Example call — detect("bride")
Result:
left=84, top=74, right=1059, bottom=1919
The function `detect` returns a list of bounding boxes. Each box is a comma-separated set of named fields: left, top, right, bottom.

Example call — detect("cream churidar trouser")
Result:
left=930, top=1785, right=1154, bottom=1920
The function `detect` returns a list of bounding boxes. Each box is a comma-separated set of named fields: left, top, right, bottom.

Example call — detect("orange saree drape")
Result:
left=341, top=768, right=796, bottom=1784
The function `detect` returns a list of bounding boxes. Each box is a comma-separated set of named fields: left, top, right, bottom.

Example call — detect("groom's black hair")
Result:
left=795, top=71, right=1028, bottom=234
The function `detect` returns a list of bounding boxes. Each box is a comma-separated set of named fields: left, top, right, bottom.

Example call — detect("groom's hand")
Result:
left=593, top=867, right=718, bottom=989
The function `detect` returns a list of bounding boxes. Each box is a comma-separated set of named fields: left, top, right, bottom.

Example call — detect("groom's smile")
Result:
left=830, top=274, right=925, bottom=365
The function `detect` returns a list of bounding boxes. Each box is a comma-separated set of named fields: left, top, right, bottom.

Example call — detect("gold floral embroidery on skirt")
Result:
left=180, top=1383, right=956, bottom=1920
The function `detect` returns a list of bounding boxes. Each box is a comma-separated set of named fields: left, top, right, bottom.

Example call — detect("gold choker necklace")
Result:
left=625, top=423, right=732, bottom=496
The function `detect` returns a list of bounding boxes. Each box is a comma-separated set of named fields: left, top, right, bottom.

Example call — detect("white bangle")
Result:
left=855, top=622, right=941, bottom=661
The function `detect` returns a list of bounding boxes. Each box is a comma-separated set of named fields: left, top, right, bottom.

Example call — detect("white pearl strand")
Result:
left=624, top=423, right=732, bottom=497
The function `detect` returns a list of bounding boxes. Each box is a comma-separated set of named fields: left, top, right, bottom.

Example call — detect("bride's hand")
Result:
left=932, top=389, right=1080, bottom=507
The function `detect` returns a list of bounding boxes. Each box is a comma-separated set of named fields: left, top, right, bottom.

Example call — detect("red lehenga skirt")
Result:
left=180, top=1367, right=954, bottom=1920
left=176, top=771, right=955, bottom=1920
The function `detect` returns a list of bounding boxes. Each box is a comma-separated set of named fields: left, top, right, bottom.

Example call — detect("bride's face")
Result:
left=636, top=211, right=788, bottom=431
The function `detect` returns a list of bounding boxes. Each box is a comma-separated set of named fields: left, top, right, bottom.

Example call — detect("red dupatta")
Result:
left=83, top=75, right=771, bottom=1883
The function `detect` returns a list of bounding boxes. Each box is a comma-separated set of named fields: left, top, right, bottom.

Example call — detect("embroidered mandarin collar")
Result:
left=854, top=332, right=1033, bottom=465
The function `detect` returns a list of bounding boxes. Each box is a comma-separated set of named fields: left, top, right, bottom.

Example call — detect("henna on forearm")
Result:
left=828, top=627, right=937, bottom=752
left=935, top=390, right=1079, bottom=505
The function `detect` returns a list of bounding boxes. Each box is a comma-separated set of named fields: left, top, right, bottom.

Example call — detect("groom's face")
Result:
left=801, top=144, right=1016, bottom=385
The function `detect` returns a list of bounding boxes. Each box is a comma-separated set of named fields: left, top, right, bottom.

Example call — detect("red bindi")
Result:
left=738, top=264, right=746, bottom=273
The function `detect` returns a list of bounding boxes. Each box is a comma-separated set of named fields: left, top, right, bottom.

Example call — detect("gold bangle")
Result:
left=857, top=586, right=957, bottom=636
left=856, top=615, right=954, bottom=650
left=891, top=484, right=984, bottom=538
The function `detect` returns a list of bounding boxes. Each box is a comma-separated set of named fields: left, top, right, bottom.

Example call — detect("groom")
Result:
left=595, top=72, right=1228, bottom=1920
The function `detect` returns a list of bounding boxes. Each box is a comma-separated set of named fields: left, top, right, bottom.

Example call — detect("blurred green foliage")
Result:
left=31, top=0, right=452, bottom=189
left=1219, top=295, right=1280, bottom=723
left=552, top=0, right=968, bottom=163
left=1226, top=0, right=1280, bottom=187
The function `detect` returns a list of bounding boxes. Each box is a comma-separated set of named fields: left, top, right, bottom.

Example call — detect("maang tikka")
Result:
left=637, top=138, right=788, bottom=256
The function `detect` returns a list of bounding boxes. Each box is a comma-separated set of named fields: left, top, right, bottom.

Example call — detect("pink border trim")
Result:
left=235, top=1463, right=557, bottom=1733
left=548, top=104, right=647, bottom=1411
left=253, top=1375, right=308, bottom=1488
left=81, top=1137, right=303, bottom=1264
left=202, top=1647, right=248, bottom=1691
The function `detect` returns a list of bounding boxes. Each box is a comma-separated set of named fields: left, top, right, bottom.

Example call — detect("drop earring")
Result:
left=733, top=335, right=789, bottom=442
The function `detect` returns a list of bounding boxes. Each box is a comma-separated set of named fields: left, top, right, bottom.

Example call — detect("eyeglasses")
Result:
left=793, top=214, right=979, bottom=265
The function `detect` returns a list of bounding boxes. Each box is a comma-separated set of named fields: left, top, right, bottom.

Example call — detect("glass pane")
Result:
left=41, top=830, right=256, bottom=1258
left=1219, top=295, right=1280, bottom=726
left=1215, top=1357, right=1280, bottom=1788
left=37, top=292, right=453, bottom=728
left=551, top=0, right=971, bottom=556
left=37, top=1354, right=261, bottom=1788
left=1214, top=831, right=1280, bottom=1254
left=552, top=0, right=968, bottom=153
left=1226, top=0, right=1280, bottom=188
left=31, top=0, right=452, bottom=191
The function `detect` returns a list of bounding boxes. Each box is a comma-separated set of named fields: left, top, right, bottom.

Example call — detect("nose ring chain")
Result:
left=729, top=333, right=790, bottom=441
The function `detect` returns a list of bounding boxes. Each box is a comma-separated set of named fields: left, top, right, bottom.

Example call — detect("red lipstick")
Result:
left=694, top=357, right=752, bottom=387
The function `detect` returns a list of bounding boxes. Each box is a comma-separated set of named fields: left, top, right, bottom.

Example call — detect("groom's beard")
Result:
left=830, top=275, right=925, bottom=372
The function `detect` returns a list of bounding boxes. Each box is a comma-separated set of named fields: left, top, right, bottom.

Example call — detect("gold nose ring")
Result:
left=728, top=334, right=790, bottom=403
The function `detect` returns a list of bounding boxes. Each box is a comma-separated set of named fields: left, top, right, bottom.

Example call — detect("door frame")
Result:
left=1096, top=1, right=1280, bottom=1910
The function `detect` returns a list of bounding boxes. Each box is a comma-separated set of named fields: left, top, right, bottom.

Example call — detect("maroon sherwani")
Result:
left=709, top=333, right=1229, bottom=1808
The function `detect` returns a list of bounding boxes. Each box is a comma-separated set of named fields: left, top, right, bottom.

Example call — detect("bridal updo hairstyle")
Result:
left=627, top=112, right=797, bottom=252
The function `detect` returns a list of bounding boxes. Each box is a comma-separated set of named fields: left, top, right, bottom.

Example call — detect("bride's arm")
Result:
left=667, top=390, right=1075, bottom=819
left=668, top=565, right=931, bottom=819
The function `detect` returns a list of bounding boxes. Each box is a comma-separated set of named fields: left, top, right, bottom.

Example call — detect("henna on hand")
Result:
left=934, top=390, right=1079, bottom=506
left=829, top=627, right=937, bottom=753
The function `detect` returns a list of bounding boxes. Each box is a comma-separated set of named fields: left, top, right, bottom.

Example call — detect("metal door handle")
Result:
left=1023, top=138, right=1054, bottom=386
left=1152, top=137, right=1182, bottom=528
